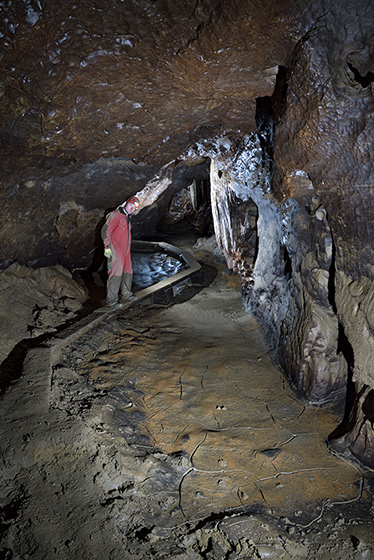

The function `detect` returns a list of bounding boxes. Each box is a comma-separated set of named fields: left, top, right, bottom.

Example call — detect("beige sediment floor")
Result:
left=71, top=255, right=365, bottom=527
left=2, top=250, right=373, bottom=559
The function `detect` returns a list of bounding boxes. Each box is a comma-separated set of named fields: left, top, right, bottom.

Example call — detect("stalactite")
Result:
left=210, top=160, right=236, bottom=269
left=188, top=179, right=198, bottom=211
left=210, top=158, right=257, bottom=291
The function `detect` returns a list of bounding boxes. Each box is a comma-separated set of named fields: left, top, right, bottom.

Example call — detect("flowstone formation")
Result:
left=0, top=0, right=374, bottom=471
left=187, top=1, right=374, bottom=468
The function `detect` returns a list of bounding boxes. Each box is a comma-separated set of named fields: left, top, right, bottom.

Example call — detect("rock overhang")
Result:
left=0, top=0, right=299, bottom=173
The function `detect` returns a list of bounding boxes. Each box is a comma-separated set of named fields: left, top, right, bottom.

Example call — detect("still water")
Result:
left=132, top=251, right=187, bottom=290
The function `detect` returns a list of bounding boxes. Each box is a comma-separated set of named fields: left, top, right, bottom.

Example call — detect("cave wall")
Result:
left=274, top=1, right=374, bottom=466
left=195, top=0, right=374, bottom=466
left=0, top=158, right=158, bottom=268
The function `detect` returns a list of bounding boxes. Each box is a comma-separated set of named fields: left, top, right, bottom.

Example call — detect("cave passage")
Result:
left=56, top=250, right=364, bottom=529
left=0, top=240, right=372, bottom=559
left=1, top=0, right=374, bottom=555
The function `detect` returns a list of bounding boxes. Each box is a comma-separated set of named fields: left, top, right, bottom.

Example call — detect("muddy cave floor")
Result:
left=1, top=245, right=374, bottom=560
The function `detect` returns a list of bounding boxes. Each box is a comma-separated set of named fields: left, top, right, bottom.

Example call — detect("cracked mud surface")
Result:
left=1, top=251, right=374, bottom=559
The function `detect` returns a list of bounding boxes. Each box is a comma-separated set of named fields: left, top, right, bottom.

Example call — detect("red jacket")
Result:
left=102, top=209, right=133, bottom=275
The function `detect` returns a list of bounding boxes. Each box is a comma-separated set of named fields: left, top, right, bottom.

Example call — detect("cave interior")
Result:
left=1, top=0, right=374, bottom=558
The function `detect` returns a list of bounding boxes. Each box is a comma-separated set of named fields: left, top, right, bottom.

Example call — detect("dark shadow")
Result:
left=327, top=236, right=356, bottom=441
left=348, top=62, right=374, bottom=88
left=271, top=65, right=288, bottom=125
left=78, top=270, right=107, bottom=309
left=77, top=213, right=109, bottom=308
left=0, top=336, right=47, bottom=396
left=0, top=303, right=94, bottom=397
left=328, top=324, right=356, bottom=441
left=172, top=261, right=218, bottom=306
left=256, top=95, right=274, bottom=164
left=0, top=493, right=27, bottom=545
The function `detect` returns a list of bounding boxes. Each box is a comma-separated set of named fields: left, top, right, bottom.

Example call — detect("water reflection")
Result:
left=132, top=251, right=188, bottom=290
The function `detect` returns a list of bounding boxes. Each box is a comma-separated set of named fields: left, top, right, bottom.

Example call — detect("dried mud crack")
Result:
left=1, top=256, right=373, bottom=560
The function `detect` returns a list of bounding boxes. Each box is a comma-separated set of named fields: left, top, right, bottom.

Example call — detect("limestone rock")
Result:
left=0, top=263, right=87, bottom=385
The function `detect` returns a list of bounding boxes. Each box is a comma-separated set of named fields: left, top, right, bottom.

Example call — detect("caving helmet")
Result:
left=126, top=196, right=140, bottom=209
left=121, top=196, right=140, bottom=215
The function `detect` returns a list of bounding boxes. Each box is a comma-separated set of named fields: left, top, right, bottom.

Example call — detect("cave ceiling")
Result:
left=0, top=0, right=299, bottom=174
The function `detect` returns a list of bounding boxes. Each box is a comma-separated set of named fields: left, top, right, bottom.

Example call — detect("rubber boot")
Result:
left=120, top=273, right=134, bottom=301
left=107, top=274, right=122, bottom=305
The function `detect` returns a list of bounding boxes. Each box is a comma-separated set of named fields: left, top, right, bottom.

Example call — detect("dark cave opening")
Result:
left=256, top=95, right=274, bottom=163
left=347, top=62, right=374, bottom=88
left=281, top=245, right=292, bottom=281
left=156, top=176, right=213, bottom=240
left=256, top=65, right=289, bottom=146
left=327, top=235, right=357, bottom=441
left=270, top=65, right=289, bottom=128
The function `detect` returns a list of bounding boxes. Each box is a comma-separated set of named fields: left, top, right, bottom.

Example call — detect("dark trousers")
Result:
left=107, top=272, right=133, bottom=304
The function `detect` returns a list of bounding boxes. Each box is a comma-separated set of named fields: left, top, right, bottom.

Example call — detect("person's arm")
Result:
left=103, top=211, right=120, bottom=247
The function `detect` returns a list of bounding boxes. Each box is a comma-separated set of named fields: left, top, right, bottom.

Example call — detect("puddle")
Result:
left=132, top=251, right=188, bottom=290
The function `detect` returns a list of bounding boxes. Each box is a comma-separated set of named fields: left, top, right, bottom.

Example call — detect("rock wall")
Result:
left=189, top=131, right=348, bottom=405
left=191, top=1, right=374, bottom=467
left=0, top=158, right=158, bottom=268
left=274, top=1, right=374, bottom=466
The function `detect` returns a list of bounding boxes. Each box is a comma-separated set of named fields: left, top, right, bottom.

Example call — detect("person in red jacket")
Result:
left=101, top=196, right=140, bottom=308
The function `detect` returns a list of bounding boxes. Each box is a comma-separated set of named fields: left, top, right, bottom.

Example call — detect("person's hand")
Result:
left=104, top=247, right=112, bottom=258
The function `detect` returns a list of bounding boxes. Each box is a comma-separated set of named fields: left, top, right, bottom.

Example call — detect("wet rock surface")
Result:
left=1, top=248, right=373, bottom=559
left=0, top=0, right=297, bottom=171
